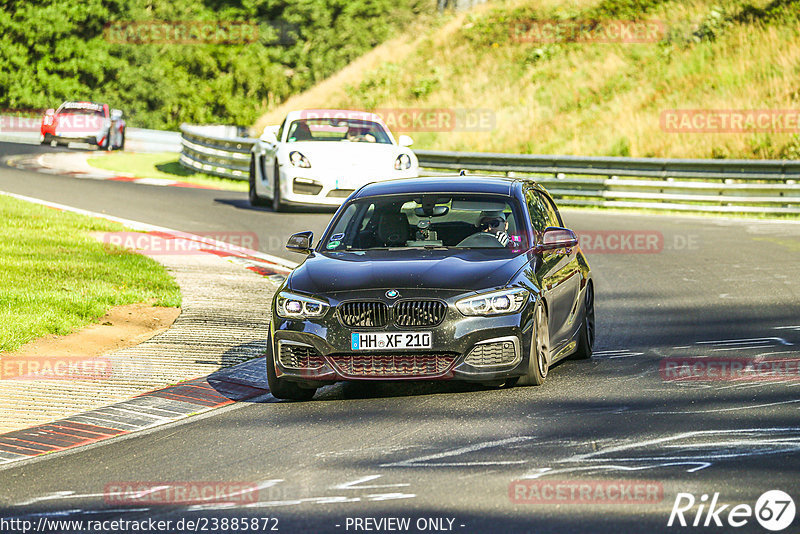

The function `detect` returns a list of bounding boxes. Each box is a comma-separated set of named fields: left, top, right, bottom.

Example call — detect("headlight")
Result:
left=289, top=151, right=311, bottom=168
left=394, top=153, right=412, bottom=170
left=456, top=288, right=528, bottom=316
left=276, top=291, right=328, bottom=319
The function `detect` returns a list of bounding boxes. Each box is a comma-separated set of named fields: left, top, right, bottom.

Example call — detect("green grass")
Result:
left=86, top=152, right=248, bottom=192
left=0, top=195, right=182, bottom=353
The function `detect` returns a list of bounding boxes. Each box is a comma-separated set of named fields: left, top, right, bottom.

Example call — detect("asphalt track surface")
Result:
left=1, top=141, right=799, bottom=533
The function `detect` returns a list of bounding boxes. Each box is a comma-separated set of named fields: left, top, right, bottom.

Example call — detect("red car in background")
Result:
left=40, top=101, right=126, bottom=150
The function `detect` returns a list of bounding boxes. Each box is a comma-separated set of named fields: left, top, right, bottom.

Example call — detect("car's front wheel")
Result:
left=518, top=303, right=550, bottom=386
left=265, top=333, right=316, bottom=401
left=248, top=156, right=268, bottom=207
left=271, top=161, right=284, bottom=212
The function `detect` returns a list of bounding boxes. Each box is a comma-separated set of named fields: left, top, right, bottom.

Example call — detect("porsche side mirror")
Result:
left=287, top=231, right=313, bottom=254
left=538, top=227, right=578, bottom=251
left=398, top=134, right=414, bottom=147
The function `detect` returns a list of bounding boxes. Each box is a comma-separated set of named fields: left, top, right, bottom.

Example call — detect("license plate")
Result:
left=351, top=332, right=432, bottom=350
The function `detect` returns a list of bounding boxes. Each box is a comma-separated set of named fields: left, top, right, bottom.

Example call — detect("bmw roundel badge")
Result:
left=386, top=289, right=400, bottom=299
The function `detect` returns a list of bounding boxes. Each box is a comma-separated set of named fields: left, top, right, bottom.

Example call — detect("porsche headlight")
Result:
left=276, top=291, right=328, bottom=319
left=289, top=151, right=311, bottom=168
left=456, top=288, right=528, bottom=316
left=394, top=153, right=412, bottom=170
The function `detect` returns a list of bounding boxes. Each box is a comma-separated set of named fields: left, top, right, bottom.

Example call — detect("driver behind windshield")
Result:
left=478, top=210, right=510, bottom=246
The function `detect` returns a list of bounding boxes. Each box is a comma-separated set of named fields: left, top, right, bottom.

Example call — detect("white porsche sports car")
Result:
left=249, top=109, right=419, bottom=210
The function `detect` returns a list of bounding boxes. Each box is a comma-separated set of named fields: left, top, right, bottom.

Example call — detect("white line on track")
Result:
left=0, top=190, right=298, bottom=271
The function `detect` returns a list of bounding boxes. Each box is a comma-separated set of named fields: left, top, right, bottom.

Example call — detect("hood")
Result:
left=281, top=141, right=409, bottom=170
left=288, top=249, right=528, bottom=294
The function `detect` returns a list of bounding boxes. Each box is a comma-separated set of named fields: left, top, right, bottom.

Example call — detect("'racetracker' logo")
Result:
left=668, top=490, right=795, bottom=531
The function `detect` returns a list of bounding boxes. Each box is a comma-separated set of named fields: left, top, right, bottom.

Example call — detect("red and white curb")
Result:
left=5, top=152, right=221, bottom=190
left=0, top=190, right=297, bottom=278
left=0, top=191, right=297, bottom=465
left=0, top=358, right=271, bottom=466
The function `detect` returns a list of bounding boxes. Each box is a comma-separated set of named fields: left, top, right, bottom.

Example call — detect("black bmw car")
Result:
left=267, top=175, right=594, bottom=400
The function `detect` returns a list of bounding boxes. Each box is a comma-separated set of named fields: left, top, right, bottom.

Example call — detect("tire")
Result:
left=271, top=161, right=284, bottom=212
left=572, top=283, right=595, bottom=360
left=118, top=129, right=125, bottom=151
left=518, top=302, right=550, bottom=386
left=248, top=156, right=268, bottom=207
left=265, top=333, right=316, bottom=401
left=98, top=130, right=111, bottom=151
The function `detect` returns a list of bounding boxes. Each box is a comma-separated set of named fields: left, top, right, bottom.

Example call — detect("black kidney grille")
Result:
left=394, top=300, right=447, bottom=327
left=339, top=301, right=389, bottom=327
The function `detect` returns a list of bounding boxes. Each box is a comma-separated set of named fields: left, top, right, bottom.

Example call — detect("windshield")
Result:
left=321, top=194, right=528, bottom=251
left=286, top=118, right=391, bottom=144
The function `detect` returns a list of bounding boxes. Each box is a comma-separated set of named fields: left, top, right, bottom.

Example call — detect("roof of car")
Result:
left=352, top=175, right=522, bottom=198
left=286, top=109, right=385, bottom=124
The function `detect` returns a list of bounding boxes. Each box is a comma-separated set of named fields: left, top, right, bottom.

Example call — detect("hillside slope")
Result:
left=256, top=0, right=800, bottom=159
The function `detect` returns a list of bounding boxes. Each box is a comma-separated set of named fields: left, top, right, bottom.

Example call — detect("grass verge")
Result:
left=86, top=152, right=248, bottom=192
left=0, top=195, right=182, bottom=352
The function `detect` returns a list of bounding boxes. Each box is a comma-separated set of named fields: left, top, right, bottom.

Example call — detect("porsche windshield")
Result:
left=286, top=118, right=391, bottom=144
left=322, top=194, right=528, bottom=251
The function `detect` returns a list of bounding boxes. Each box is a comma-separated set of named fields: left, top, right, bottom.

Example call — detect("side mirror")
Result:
left=539, top=227, right=578, bottom=251
left=111, top=109, right=123, bottom=120
left=261, top=126, right=279, bottom=144
left=286, top=231, right=313, bottom=254
left=398, top=134, right=414, bottom=147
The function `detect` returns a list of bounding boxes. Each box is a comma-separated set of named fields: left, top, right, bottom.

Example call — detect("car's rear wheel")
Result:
left=265, top=333, right=316, bottom=401
left=518, top=303, right=550, bottom=386
left=248, top=156, right=268, bottom=207
left=572, top=283, right=595, bottom=360
left=271, top=161, right=284, bottom=212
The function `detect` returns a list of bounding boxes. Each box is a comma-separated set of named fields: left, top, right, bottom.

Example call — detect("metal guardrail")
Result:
left=179, top=124, right=254, bottom=180
left=179, top=125, right=800, bottom=214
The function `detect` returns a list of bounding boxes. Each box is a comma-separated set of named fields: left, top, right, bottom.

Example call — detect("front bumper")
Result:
left=50, top=131, right=105, bottom=145
left=270, top=288, right=535, bottom=383
left=279, top=165, right=420, bottom=206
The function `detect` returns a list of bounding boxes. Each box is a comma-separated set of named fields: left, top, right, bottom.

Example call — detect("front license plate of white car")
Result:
left=351, top=332, right=432, bottom=350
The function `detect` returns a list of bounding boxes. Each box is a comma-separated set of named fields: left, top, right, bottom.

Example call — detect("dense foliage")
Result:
left=0, top=0, right=430, bottom=129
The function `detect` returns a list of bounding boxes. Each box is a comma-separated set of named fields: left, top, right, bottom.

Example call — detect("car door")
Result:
left=526, top=187, right=581, bottom=354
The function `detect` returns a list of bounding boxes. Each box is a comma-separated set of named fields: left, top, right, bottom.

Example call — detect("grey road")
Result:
left=1, top=141, right=799, bottom=533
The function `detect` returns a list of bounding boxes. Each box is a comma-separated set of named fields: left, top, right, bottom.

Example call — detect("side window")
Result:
left=525, top=188, right=549, bottom=233
left=540, top=193, right=562, bottom=227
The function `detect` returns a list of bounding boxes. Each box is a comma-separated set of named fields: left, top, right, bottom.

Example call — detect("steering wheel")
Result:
left=456, top=232, right=505, bottom=248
